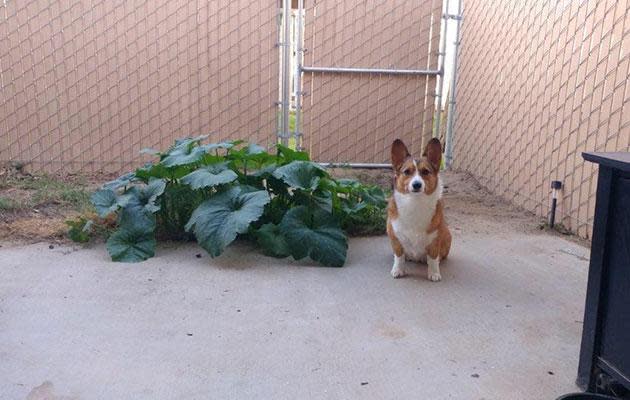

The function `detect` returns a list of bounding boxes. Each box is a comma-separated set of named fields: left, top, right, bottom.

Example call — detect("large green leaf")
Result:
left=106, top=208, right=157, bottom=262
left=161, top=136, right=209, bottom=167
left=293, top=190, right=333, bottom=213
left=106, top=230, right=155, bottom=262
left=180, top=163, right=238, bottom=189
left=313, top=191, right=334, bottom=213
left=245, top=143, right=266, bottom=155
left=173, top=135, right=208, bottom=146
left=92, top=189, right=127, bottom=217
left=339, top=185, right=387, bottom=215
left=103, top=172, right=139, bottom=190
left=118, top=205, right=157, bottom=232
left=256, top=223, right=291, bottom=258
left=135, top=163, right=191, bottom=181
left=342, top=200, right=368, bottom=214
left=277, top=144, right=310, bottom=162
left=140, top=179, right=167, bottom=212
left=334, top=178, right=360, bottom=192
left=251, top=163, right=278, bottom=177
left=185, top=187, right=270, bottom=257
left=279, top=206, right=348, bottom=267
left=272, top=161, right=327, bottom=191
left=200, top=142, right=235, bottom=153
left=122, top=179, right=166, bottom=214
left=358, top=185, right=387, bottom=207
left=229, top=143, right=274, bottom=168
left=162, top=146, right=206, bottom=167
left=140, top=148, right=161, bottom=156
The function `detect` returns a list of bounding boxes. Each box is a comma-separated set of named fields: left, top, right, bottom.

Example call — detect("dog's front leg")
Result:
left=387, top=226, right=407, bottom=278
left=427, top=256, right=441, bottom=282
left=391, top=254, right=406, bottom=278
left=426, top=237, right=443, bottom=282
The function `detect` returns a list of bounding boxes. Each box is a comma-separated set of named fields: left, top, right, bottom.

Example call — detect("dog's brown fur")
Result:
left=387, top=139, right=451, bottom=279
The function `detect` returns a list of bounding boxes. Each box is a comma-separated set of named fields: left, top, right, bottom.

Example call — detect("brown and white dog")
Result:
left=387, top=138, right=452, bottom=281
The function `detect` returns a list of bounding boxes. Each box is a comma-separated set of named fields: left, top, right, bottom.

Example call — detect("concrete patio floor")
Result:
left=0, top=172, right=591, bottom=399
left=1, top=231, right=590, bottom=400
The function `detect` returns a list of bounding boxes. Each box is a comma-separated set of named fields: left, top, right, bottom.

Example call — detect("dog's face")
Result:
left=391, top=138, right=442, bottom=195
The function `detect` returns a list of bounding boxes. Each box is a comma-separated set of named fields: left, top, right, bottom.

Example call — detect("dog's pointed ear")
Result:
left=423, top=138, right=442, bottom=171
left=391, top=139, right=410, bottom=171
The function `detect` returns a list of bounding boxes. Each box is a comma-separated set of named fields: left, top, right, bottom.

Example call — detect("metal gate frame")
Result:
left=277, top=0, right=463, bottom=168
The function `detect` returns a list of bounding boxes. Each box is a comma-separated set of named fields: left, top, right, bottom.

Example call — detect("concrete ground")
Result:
left=0, top=173, right=591, bottom=400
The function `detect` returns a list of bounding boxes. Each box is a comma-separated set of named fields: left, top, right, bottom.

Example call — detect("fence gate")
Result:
left=289, top=0, right=443, bottom=164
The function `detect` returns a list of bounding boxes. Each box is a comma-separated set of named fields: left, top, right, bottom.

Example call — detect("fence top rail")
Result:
left=318, top=162, right=393, bottom=169
left=301, top=66, right=441, bottom=76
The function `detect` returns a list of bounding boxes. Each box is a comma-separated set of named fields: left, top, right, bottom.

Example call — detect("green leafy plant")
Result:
left=65, top=215, right=114, bottom=244
left=66, top=218, right=93, bottom=243
left=185, top=187, right=270, bottom=257
left=83, top=136, right=387, bottom=266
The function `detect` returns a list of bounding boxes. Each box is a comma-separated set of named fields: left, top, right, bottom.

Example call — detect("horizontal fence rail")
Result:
left=318, top=162, right=392, bottom=169
left=301, top=66, right=441, bottom=76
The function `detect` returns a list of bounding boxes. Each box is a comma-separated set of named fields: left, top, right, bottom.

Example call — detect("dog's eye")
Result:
left=403, top=169, right=412, bottom=176
left=420, top=168, right=430, bottom=176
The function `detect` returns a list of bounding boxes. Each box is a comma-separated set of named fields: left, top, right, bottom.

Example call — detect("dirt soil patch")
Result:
left=0, top=166, right=586, bottom=247
left=0, top=166, right=107, bottom=245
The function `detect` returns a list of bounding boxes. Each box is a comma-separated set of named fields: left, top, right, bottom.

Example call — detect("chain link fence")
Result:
left=453, top=0, right=630, bottom=238
left=299, top=0, right=442, bottom=164
left=0, top=0, right=279, bottom=173
left=1, top=0, right=441, bottom=173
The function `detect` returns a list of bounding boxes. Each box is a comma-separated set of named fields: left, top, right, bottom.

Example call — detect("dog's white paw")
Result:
left=391, top=265, right=407, bottom=278
left=427, top=257, right=441, bottom=282
left=428, top=272, right=442, bottom=282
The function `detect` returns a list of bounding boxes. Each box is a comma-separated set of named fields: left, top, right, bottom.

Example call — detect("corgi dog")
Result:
left=387, top=138, right=452, bottom=281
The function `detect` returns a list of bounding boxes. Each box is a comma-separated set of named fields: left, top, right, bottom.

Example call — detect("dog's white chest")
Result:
left=390, top=190, right=438, bottom=262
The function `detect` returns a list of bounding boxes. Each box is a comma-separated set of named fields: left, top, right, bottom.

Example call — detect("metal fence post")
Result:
left=433, top=0, right=450, bottom=141
left=293, top=0, right=304, bottom=150
left=444, top=0, right=462, bottom=168
left=280, top=0, right=291, bottom=146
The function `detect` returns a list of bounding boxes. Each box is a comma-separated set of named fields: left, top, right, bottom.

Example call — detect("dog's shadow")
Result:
left=389, top=256, right=457, bottom=283
left=204, top=241, right=317, bottom=271
left=399, top=262, right=433, bottom=281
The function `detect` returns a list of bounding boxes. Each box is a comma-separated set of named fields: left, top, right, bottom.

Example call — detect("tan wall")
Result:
left=302, top=0, right=442, bottom=163
left=0, top=1, right=279, bottom=173
left=453, top=0, right=630, bottom=238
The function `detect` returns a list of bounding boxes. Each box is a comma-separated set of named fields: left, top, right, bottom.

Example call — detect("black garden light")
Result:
left=549, top=180, right=563, bottom=228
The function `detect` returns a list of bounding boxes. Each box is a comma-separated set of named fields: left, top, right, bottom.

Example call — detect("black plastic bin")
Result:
left=557, top=394, right=619, bottom=400
left=575, top=152, right=630, bottom=396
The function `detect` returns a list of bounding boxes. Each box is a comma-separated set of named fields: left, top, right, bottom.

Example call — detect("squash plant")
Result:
left=88, top=136, right=386, bottom=267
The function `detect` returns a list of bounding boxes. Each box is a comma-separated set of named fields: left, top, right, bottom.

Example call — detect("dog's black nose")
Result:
left=412, top=181, right=422, bottom=191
